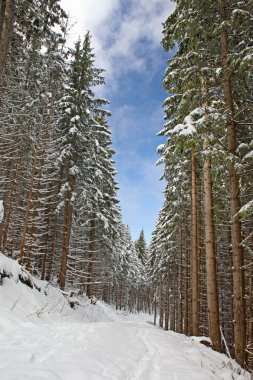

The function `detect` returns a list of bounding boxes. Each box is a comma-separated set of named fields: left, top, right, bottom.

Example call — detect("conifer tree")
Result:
left=135, top=230, right=147, bottom=265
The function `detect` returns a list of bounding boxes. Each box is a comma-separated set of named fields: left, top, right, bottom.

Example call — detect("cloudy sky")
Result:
left=60, top=0, right=175, bottom=243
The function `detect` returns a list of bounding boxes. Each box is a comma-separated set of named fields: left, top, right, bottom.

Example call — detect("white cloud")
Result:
left=61, top=0, right=119, bottom=32
left=60, top=0, right=175, bottom=90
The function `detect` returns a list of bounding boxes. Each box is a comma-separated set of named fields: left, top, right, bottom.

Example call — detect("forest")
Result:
left=0, top=0, right=150, bottom=311
left=0, top=0, right=252, bottom=376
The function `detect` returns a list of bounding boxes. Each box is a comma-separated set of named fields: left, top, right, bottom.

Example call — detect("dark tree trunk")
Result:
left=219, top=0, right=246, bottom=367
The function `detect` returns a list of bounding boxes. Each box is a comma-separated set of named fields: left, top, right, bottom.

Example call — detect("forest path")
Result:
left=0, top=319, right=242, bottom=380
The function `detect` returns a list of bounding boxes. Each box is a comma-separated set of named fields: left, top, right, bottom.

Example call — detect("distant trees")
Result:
left=149, top=0, right=253, bottom=370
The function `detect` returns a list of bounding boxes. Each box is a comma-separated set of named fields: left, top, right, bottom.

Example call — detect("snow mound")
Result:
left=0, top=252, right=70, bottom=329
left=0, top=252, right=152, bottom=329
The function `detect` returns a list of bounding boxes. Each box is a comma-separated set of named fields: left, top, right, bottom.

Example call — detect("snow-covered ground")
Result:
left=0, top=253, right=250, bottom=380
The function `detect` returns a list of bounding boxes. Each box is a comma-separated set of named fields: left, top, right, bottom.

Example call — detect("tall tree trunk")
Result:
left=58, top=196, right=73, bottom=290
left=184, top=246, right=190, bottom=335
left=86, top=216, right=96, bottom=298
left=0, top=0, right=14, bottom=79
left=191, top=145, right=200, bottom=336
left=41, top=201, right=51, bottom=281
left=154, top=288, right=157, bottom=326
left=119, top=279, right=123, bottom=310
left=19, top=141, right=39, bottom=265
left=247, top=264, right=253, bottom=367
left=177, top=225, right=183, bottom=333
left=0, top=158, right=14, bottom=252
left=164, top=270, right=170, bottom=331
left=115, top=285, right=119, bottom=310
left=159, top=272, right=164, bottom=328
left=203, top=143, right=221, bottom=352
left=58, top=160, right=76, bottom=290
left=219, top=0, right=246, bottom=367
left=45, top=217, right=57, bottom=282
left=170, top=263, right=177, bottom=332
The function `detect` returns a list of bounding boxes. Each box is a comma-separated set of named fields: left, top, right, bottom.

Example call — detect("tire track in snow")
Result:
left=130, top=326, right=161, bottom=380
left=1, top=320, right=248, bottom=380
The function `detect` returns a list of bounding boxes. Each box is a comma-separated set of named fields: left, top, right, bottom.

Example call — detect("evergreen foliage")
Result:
left=148, top=0, right=253, bottom=369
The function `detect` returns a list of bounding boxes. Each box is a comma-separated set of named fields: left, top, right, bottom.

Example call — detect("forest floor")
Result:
left=0, top=253, right=250, bottom=380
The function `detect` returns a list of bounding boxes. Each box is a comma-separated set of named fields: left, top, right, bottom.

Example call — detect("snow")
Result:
left=179, top=123, right=196, bottom=136
left=245, top=150, right=253, bottom=159
left=239, top=199, right=253, bottom=215
left=70, top=115, right=80, bottom=122
left=0, top=253, right=250, bottom=380
left=171, top=123, right=185, bottom=134
left=0, top=199, right=4, bottom=222
left=242, top=54, right=253, bottom=64
left=69, top=126, right=79, bottom=135
left=171, top=122, right=196, bottom=136
left=157, top=144, right=165, bottom=153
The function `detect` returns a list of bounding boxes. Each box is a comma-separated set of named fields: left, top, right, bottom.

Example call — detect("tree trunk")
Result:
left=45, top=217, right=57, bottom=282
left=248, top=264, right=253, bottom=367
left=178, top=225, right=183, bottom=333
left=203, top=144, right=221, bottom=352
left=19, top=141, right=39, bottom=265
left=170, top=263, right=177, bottom=331
left=0, top=0, right=14, bottom=79
left=164, top=271, right=170, bottom=331
left=191, top=145, right=200, bottom=336
left=58, top=196, right=73, bottom=290
left=219, top=0, right=246, bottom=367
left=119, top=279, right=123, bottom=310
left=0, top=158, right=14, bottom=253
left=115, top=285, right=119, bottom=310
left=184, top=246, right=190, bottom=335
left=86, top=216, right=96, bottom=298
left=154, top=289, right=157, bottom=326
left=159, top=272, right=163, bottom=328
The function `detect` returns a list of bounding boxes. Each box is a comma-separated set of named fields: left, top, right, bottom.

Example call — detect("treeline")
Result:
left=0, top=0, right=151, bottom=311
left=149, top=0, right=253, bottom=370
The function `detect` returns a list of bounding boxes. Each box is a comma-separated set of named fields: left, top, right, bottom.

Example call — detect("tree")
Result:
left=219, top=0, right=246, bottom=366
left=135, top=230, right=147, bottom=264
left=56, top=34, right=107, bottom=290
left=0, top=0, right=14, bottom=78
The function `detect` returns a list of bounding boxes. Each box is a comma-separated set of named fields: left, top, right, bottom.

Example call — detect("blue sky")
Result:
left=60, top=0, right=175, bottom=243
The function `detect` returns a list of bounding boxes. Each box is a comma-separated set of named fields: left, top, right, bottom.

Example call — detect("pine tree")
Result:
left=135, top=230, right=147, bottom=265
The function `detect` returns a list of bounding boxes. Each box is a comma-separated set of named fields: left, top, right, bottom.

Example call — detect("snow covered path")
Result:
left=0, top=254, right=249, bottom=380
left=0, top=319, right=246, bottom=380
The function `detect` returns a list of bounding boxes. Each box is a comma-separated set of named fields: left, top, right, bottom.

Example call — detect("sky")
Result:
left=60, top=0, right=175, bottom=244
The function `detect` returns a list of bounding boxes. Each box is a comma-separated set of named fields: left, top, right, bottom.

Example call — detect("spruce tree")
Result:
left=135, top=230, right=147, bottom=265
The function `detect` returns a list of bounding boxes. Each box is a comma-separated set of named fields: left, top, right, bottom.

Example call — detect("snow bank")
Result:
left=0, top=252, right=152, bottom=328
left=0, top=252, right=70, bottom=329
